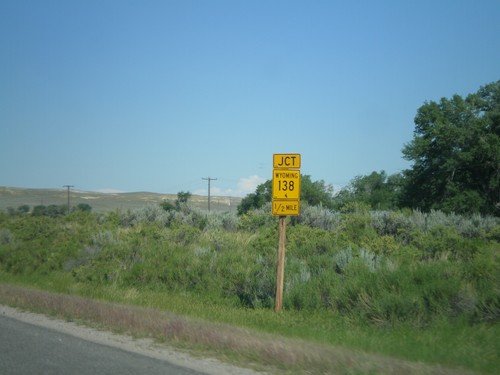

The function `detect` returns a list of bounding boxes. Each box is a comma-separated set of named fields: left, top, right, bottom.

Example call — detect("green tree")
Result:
left=17, top=205, right=30, bottom=215
left=237, top=175, right=334, bottom=215
left=176, top=191, right=192, bottom=210
left=401, top=80, right=500, bottom=215
left=160, top=191, right=192, bottom=212
left=237, top=180, right=271, bottom=215
left=176, top=191, right=192, bottom=204
left=334, top=171, right=403, bottom=210
left=300, top=175, right=334, bottom=208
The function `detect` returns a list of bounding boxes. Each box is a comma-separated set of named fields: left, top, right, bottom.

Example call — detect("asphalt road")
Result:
left=0, top=314, right=208, bottom=375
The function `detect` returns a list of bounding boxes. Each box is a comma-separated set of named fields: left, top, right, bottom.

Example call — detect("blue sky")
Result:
left=1, top=1, right=499, bottom=197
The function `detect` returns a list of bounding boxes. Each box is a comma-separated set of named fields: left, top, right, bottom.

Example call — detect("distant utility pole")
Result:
left=63, top=185, right=74, bottom=214
left=202, top=177, right=217, bottom=212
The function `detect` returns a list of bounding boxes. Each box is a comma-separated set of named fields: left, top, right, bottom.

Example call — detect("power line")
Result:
left=201, top=177, right=217, bottom=212
left=63, top=185, right=74, bottom=214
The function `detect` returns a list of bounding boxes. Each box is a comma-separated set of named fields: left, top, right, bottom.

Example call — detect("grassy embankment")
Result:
left=0, top=202, right=498, bottom=374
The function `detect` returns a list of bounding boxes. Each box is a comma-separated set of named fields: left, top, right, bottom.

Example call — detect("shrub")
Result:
left=294, top=205, right=341, bottom=230
left=224, top=252, right=275, bottom=308
left=167, top=224, right=201, bottom=246
left=75, top=203, right=92, bottom=212
left=199, top=228, right=247, bottom=252
left=339, top=210, right=378, bottom=246
left=0, top=228, right=13, bottom=245
left=5, top=206, right=30, bottom=216
left=362, top=234, right=400, bottom=256
left=410, top=225, right=480, bottom=261
left=370, top=210, right=413, bottom=239
left=238, top=203, right=275, bottom=231
left=204, top=212, right=238, bottom=231
left=47, top=205, right=67, bottom=217
left=287, top=225, right=336, bottom=258
left=286, top=278, right=323, bottom=310
left=358, top=248, right=384, bottom=272
left=486, top=224, right=500, bottom=242
left=133, top=205, right=170, bottom=226
left=1, top=202, right=497, bottom=328
left=160, top=200, right=176, bottom=211
left=334, top=247, right=353, bottom=274
left=32, top=205, right=47, bottom=216
left=327, top=259, right=466, bottom=325
left=84, top=230, right=119, bottom=257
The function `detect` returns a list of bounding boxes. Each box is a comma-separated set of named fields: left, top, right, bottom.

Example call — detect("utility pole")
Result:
left=63, top=185, right=74, bottom=214
left=202, top=177, right=217, bottom=212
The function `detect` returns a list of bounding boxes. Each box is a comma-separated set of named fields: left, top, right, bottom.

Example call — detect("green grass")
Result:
left=1, top=272, right=497, bottom=374
left=1, top=205, right=498, bottom=374
left=86, top=287, right=500, bottom=374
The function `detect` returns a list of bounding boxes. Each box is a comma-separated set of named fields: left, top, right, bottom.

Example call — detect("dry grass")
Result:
left=0, top=283, right=478, bottom=375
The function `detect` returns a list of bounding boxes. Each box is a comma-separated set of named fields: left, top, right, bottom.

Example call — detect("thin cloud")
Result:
left=194, top=175, right=266, bottom=198
left=236, top=175, right=266, bottom=197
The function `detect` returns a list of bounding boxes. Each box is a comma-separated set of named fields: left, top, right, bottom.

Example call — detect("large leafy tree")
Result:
left=401, top=81, right=500, bottom=215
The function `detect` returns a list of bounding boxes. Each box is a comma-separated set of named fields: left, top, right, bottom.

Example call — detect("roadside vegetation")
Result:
left=0, top=81, right=498, bottom=374
left=0, top=202, right=498, bottom=374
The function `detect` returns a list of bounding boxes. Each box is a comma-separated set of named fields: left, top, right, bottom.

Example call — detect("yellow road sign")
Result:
left=272, top=200, right=300, bottom=216
left=272, top=169, right=300, bottom=199
left=273, top=154, right=301, bottom=169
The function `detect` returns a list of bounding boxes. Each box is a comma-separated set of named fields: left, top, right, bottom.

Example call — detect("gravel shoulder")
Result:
left=0, top=304, right=266, bottom=375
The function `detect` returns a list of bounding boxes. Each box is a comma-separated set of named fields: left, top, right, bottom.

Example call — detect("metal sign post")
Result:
left=272, top=154, right=301, bottom=312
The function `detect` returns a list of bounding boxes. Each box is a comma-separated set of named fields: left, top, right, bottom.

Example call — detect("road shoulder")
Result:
left=0, top=304, right=266, bottom=375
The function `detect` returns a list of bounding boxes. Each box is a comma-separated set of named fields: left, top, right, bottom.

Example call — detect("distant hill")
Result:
left=0, top=187, right=241, bottom=213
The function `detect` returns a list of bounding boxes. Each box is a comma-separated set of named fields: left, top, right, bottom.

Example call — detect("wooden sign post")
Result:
left=275, top=215, right=287, bottom=312
left=272, top=154, right=301, bottom=312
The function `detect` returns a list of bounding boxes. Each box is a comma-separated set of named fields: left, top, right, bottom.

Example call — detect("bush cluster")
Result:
left=5, top=203, right=92, bottom=217
left=0, top=204, right=498, bottom=327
